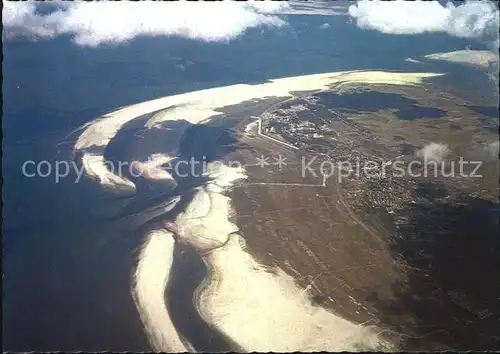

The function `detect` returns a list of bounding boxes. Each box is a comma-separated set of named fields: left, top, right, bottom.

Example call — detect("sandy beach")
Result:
left=163, top=162, right=392, bottom=351
left=132, top=229, right=193, bottom=353
left=74, top=70, right=442, bottom=193
left=81, top=153, right=137, bottom=194
left=75, top=70, right=445, bottom=351
left=424, top=50, right=499, bottom=68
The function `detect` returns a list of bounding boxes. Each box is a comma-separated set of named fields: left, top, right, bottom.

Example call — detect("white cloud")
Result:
left=416, top=143, right=450, bottom=163
left=485, top=140, right=499, bottom=158
left=348, top=0, right=499, bottom=42
left=2, top=0, right=290, bottom=47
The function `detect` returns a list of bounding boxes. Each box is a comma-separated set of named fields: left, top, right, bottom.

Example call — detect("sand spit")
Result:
left=132, top=163, right=247, bottom=351
left=198, top=234, right=391, bottom=352
left=143, top=71, right=442, bottom=130
left=405, top=57, right=423, bottom=64
left=75, top=71, right=442, bottom=349
left=74, top=71, right=443, bottom=149
left=81, top=153, right=136, bottom=194
left=74, top=70, right=442, bottom=191
left=424, top=50, right=499, bottom=68
left=131, top=153, right=176, bottom=182
left=165, top=163, right=392, bottom=351
left=132, top=229, right=193, bottom=353
left=168, top=164, right=248, bottom=252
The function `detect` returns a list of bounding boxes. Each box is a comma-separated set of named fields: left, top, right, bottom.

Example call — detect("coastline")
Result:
left=164, top=162, right=393, bottom=351
left=74, top=70, right=448, bottom=351
left=73, top=70, right=443, bottom=194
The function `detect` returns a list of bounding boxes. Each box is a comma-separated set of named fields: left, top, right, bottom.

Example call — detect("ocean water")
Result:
left=2, top=14, right=493, bottom=351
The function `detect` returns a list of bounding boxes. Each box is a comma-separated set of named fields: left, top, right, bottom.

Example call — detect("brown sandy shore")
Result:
left=227, top=82, right=499, bottom=350
left=72, top=70, right=498, bottom=352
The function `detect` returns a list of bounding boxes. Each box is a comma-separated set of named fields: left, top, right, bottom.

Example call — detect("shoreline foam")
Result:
left=198, top=234, right=391, bottom=352
left=81, top=153, right=136, bottom=194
